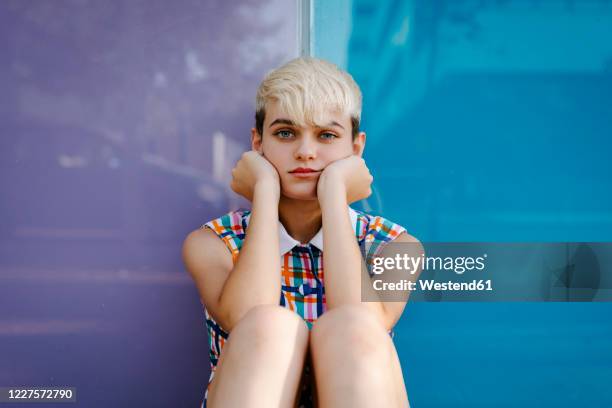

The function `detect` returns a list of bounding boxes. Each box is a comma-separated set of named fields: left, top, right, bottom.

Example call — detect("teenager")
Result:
left=183, top=57, right=421, bottom=408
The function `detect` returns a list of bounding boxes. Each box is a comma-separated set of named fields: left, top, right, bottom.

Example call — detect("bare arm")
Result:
left=216, top=180, right=281, bottom=330
left=182, top=151, right=282, bottom=332
left=317, top=156, right=423, bottom=331
left=318, top=169, right=388, bottom=327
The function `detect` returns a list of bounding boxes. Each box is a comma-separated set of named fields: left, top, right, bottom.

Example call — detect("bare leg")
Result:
left=310, top=304, right=409, bottom=408
left=207, top=305, right=310, bottom=408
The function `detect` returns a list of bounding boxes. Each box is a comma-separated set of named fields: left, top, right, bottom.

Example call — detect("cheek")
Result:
left=320, top=145, right=352, bottom=165
left=261, top=143, right=286, bottom=169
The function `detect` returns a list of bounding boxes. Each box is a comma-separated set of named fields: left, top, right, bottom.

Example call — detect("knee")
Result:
left=311, top=304, right=390, bottom=358
left=231, top=305, right=309, bottom=351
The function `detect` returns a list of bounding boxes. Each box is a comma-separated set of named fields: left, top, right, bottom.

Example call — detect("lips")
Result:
left=289, top=167, right=320, bottom=174
left=289, top=167, right=321, bottom=179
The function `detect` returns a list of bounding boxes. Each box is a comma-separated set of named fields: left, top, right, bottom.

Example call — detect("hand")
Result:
left=317, top=155, right=373, bottom=205
left=231, top=151, right=280, bottom=202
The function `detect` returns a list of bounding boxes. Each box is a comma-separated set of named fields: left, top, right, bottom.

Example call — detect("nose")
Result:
left=294, top=136, right=316, bottom=161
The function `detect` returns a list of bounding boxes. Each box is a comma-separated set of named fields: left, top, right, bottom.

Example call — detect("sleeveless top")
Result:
left=199, top=206, right=407, bottom=407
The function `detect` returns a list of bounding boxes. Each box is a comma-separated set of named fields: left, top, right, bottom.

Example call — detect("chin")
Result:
left=280, top=183, right=318, bottom=201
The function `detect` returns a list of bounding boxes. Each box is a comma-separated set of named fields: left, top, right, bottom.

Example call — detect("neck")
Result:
left=278, top=196, right=323, bottom=244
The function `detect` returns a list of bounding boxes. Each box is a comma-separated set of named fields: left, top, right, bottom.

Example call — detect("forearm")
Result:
left=218, top=181, right=281, bottom=330
left=320, top=188, right=387, bottom=324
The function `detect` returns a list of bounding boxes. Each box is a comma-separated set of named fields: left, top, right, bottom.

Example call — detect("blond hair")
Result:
left=255, top=57, right=362, bottom=139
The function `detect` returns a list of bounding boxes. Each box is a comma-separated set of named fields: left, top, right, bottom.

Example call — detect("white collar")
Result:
left=245, top=206, right=359, bottom=256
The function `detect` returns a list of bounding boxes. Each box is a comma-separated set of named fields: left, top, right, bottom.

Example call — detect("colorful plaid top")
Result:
left=199, top=206, right=407, bottom=407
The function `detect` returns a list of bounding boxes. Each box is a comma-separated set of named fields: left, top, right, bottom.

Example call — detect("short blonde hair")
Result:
left=255, top=57, right=362, bottom=139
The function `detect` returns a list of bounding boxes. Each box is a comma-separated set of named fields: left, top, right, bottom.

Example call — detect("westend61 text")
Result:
left=373, top=279, right=493, bottom=291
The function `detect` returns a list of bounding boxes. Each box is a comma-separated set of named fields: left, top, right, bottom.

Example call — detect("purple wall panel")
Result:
left=0, top=1, right=297, bottom=406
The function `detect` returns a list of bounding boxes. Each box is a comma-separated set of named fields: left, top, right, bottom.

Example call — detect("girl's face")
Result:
left=252, top=100, right=365, bottom=200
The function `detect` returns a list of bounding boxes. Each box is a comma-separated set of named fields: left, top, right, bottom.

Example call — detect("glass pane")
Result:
left=313, top=2, right=612, bottom=408
left=0, top=0, right=297, bottom=406
left=313, top=0, right=612, bottom=242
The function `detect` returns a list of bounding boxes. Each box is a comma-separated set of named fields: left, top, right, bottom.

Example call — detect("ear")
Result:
left=251, top=128, right=263, bottom=153
left=353, top=131, right=366, bottom=157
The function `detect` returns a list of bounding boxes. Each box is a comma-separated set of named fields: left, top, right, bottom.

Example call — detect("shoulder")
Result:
left=182, top=226, right=223, bottom=259
left=182, top=225, right=232, bottom=282
left=352, top=208, right=411, bottom=244
left=202, top=208, right=251, bottom=241
left=353, top=208, right=422, bottom=262
left=184, top=208, right=251, bottom=266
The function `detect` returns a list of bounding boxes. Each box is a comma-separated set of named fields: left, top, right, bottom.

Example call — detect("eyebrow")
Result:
left=324, top=121, right=345, bottom=130
left=268, top=118, right=345, bottom=130
left=269, top=118, right=296, bottom=128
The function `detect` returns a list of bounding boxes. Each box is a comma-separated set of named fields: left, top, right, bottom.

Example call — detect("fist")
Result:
left=230, top=150, right=280, bottom=202
left=317, top=155, right=373, bottom=204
